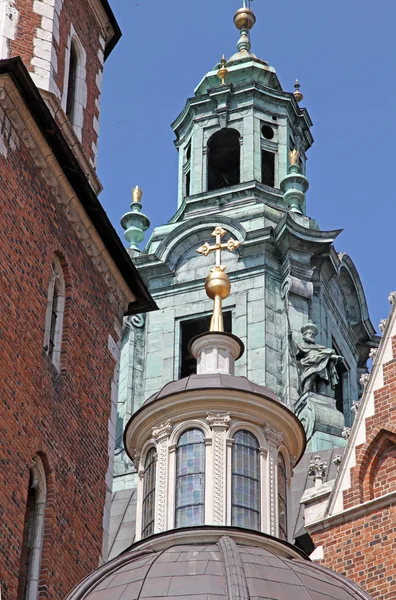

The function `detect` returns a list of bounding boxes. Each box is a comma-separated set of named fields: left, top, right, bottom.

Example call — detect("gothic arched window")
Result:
left=175, top=429, right=205, bottom=528
left=207, top=128, right=240, bottom=191
left=141, top=448, right=156, bottom=539
left=277, top=452, right=288, bottom=540
left=231, top=430, right=260, bottom=530
left=43, top=256, right=66, bottom=370
left=18, top=456, right=47, bottom=600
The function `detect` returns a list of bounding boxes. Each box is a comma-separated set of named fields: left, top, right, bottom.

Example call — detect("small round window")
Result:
left=261, top=124, right=274, bottom=140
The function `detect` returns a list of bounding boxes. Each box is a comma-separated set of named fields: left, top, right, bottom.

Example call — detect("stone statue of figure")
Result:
left=289, top=322, right=344, bottom=395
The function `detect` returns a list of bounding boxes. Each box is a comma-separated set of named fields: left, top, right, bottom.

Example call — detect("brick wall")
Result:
left=8, top=0, right=106, bottom=166
left=310, top=330, right=396, bottom=599
left=0, top=110, right=119, bottom=600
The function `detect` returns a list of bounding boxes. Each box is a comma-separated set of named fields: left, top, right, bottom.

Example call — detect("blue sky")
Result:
left=98, top=0, right=394, bottom=334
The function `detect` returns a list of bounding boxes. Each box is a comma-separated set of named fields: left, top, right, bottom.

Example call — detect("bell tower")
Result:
left=114, top=2, right=377, bottom=504
left=173, top=3, right=312, bottom=211
left=0, top=0, right=120, bottom=179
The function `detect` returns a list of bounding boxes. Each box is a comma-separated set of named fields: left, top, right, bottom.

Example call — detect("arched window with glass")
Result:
left=175, top=429, right=205, bottom=528
left=277, top=452, right=288, bottom=541
left=141, top=448, right=156, bottom=539
left=231, top=430, right=260, bottom=531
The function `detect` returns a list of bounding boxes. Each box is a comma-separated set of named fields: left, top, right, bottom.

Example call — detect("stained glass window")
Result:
left=231, top=430, right=260, bottom=530
left=278, top=452, right=288, bottom=540
left=142, top=448, right=156, bottom=538
left=175, top=429, right=205, bottom=528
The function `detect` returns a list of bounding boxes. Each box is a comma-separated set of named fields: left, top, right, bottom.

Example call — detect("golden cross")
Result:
left=196, top=226, right=242, bottom=332
left=196, top=226, right=242, bottom=270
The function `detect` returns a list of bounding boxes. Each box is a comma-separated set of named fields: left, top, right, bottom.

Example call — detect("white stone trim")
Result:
left=61, top=25, right=87, bottom=141
left=0, top=0, right=18, bottom=59
left=30, top=0, right=63, bottom=97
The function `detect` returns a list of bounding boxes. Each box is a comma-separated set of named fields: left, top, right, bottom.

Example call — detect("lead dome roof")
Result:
left=66, top=532, right=372, bottom=600
left=143, top=373, right=281, bottom=406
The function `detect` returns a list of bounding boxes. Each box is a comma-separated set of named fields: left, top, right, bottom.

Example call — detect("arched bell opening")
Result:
left=207, top=128, right=240, bottom=191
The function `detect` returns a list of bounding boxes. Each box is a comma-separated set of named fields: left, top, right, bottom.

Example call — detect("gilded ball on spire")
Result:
left=294, top=79, right=304, bottom=103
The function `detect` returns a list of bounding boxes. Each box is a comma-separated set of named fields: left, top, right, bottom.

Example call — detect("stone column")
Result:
left=264, top=425, right=283, bottom=536
left=206, top=412, right=231, bottom=525
left=152, top=420, right=173, bottom=533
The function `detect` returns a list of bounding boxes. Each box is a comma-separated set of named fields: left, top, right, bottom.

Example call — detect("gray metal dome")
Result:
left=66, top=530, right=372, bottom=600
left=143, top=373, right=281, bottom=406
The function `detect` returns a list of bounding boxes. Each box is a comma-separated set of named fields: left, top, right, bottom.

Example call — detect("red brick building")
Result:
left=0, top=2, right=156, bottom=600
left=303, top=294, right=396, bottom=599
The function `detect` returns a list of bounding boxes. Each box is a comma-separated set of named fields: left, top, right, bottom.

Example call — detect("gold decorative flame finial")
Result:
left=132, top=185, right=143, bottom=204
left=294, top=79, right=303, bottom=103
left=289, top=148, right=300, bottom=166
left=196, top=226, right=242, bottom=332
left=217, top=55, right=229, bottom=85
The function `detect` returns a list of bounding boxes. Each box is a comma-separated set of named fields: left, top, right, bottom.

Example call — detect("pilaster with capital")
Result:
left=206, top=413, right=231, bottom=525
left=152, top=420, right=173, bottom=534
left=264, top=425, right=283, bottom=536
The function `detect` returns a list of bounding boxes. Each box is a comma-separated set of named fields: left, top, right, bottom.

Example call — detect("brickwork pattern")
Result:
left=311, top=333, right=396, bottom=599
left=0, top=126, right=118, bottom=600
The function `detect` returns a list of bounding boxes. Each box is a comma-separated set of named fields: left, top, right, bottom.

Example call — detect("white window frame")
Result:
left=62, top=26, right=87, bottom=141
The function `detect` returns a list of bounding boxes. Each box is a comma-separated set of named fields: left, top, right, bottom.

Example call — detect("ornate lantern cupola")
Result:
left=124, top=225, right=306, bottom=542
left=171, top=1, right=314, bottom=216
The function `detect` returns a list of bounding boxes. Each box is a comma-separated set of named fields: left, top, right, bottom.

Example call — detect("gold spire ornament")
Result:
left=132, top=185, right=143, bottom=204
left=217, top=55, right=229, bottom=85
left=196, top=226, right=242, bottom=332
left=293, top=79, right=303, bottom=103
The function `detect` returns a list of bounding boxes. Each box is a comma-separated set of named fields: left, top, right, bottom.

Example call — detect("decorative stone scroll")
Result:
left=379, top=319, right=387, bottom=333
left=207, top=412, right=231, bottom=525
left=152, top=420, right=172, bottom=440
left=388, top=291, right=396, bottom=305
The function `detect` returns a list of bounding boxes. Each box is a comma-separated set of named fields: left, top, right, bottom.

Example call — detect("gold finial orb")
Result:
left=233, top=6, right=256, bottom=31
left=132, top=185, right=143, bottom=204
left=217, top=55, right=229, bottom=85
left=205, top=267, right=231, bottom=301
left=294, top=79, right=303, bottom=103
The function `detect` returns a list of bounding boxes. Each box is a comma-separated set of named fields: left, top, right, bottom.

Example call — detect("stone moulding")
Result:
left=0, top=75, right=134, bottom=313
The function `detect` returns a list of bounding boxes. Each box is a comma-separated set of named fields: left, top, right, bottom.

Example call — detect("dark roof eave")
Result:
left=0, top=57, right=157, bottom=315
left=100, top=0, right=122, bottom=60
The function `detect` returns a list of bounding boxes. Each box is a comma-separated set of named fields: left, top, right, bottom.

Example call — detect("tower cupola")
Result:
left=124, top=225, right=305, bottom=542
left=171, top=1, right=314, bottom=219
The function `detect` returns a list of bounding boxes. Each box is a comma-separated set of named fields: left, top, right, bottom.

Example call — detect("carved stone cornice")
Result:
left=263, top=424, right=283, bottom=447
left=0, top=76, right=134, bottom=312
left=206, top=412, right=231, bottom=429
left=152, top=420, right=173, bottom=440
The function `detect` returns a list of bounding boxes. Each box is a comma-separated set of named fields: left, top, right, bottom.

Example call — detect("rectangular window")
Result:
left=179, top=312, right=232, bottom=378
left=261, top=150, right=275, bottom=187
